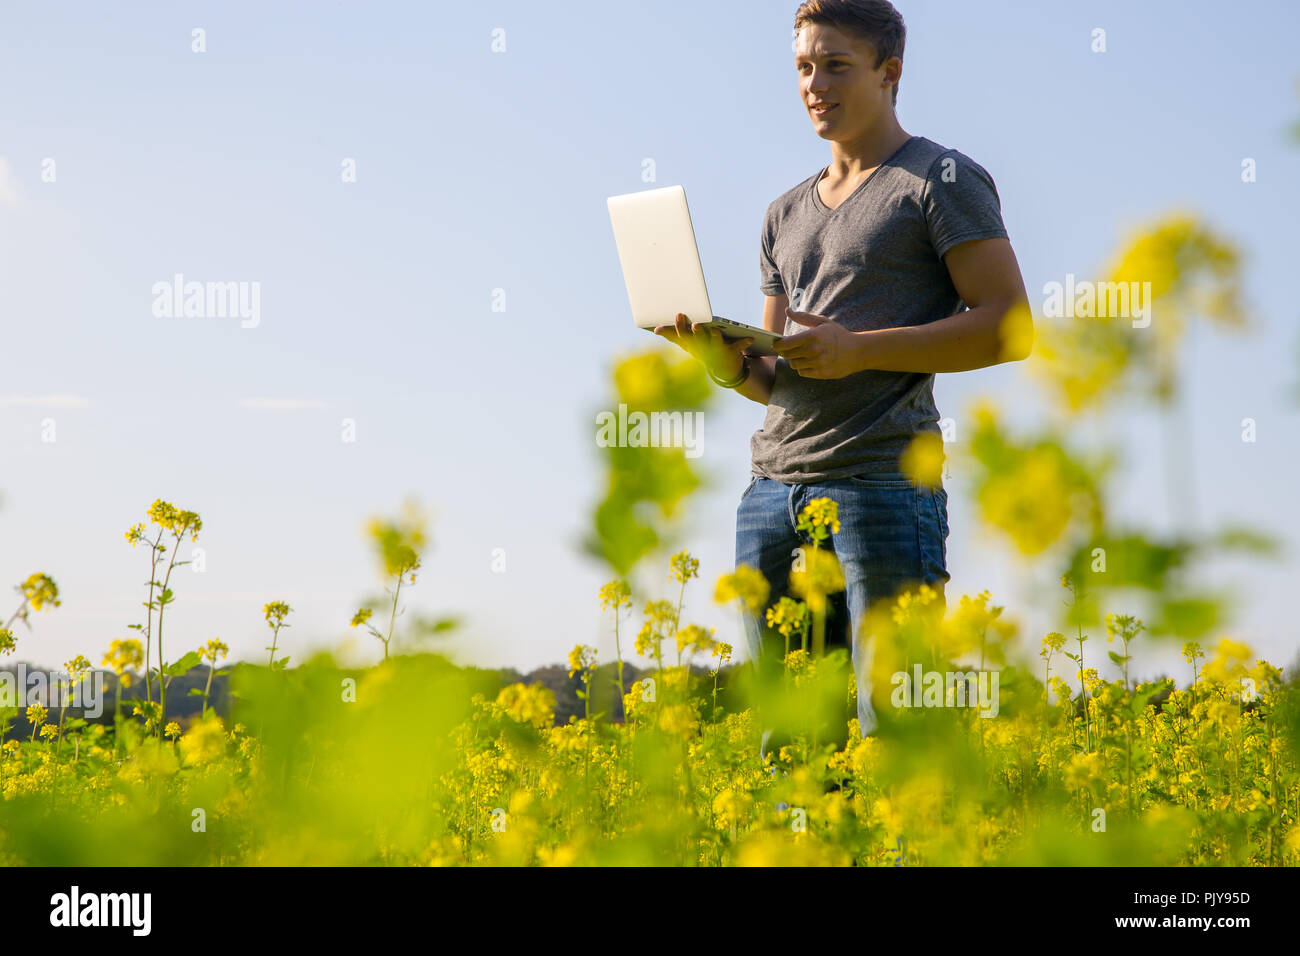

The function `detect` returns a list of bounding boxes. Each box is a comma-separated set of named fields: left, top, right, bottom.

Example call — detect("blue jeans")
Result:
left=734, top=474, right=950, bottom=742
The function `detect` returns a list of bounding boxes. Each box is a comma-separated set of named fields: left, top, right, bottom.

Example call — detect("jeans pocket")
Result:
left=844, top=475, right=915, bottom=489
left=740, top=476, right=759, bottom=501
left=931, top=487, right=949, bottom=568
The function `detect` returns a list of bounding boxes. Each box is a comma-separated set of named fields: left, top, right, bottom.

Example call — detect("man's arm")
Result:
left=731, top=292, right=787, bottom=405
left=772, top=238, right=1033, bottom=379
left=852, top=237, right=1033, bottom=374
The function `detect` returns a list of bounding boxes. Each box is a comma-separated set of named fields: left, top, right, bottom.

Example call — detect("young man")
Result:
left=654, top=0, right=1031, bottom=740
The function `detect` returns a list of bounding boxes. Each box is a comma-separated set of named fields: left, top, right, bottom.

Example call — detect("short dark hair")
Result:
left=793, top=0, right=907, bottom=106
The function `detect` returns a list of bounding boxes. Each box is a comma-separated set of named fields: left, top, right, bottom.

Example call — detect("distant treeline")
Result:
left=1, top=659, right=740, bottom=741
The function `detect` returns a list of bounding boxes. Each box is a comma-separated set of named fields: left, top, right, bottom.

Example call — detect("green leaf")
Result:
left=187, top=687, right=204, bottom=696
left=1125, top=683, right=1166, bottom=720
left=1151, top=596, right=1224, bottom=641
left=162, top=651, right=201, bottom=677
left=1108, top=650, right=1128, bottom=666
left=421, top=616, right=460, bottom=635
left=1206, top=525, right=1282, bottom=557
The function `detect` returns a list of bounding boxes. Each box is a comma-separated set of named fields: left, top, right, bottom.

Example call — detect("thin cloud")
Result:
left=0, top=394, right=91, bottom=408
left=239, top=398, right=329, bottom=410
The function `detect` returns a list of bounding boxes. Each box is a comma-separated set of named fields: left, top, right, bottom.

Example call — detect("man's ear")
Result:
left=883, top=56, right=902, bottom=94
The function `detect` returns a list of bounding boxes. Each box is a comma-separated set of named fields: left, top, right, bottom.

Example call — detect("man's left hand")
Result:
left=773, top=306, right=867, bottom=379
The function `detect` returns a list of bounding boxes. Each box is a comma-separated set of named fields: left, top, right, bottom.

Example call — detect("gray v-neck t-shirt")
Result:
left=750, top=135, right=1009, bottom=482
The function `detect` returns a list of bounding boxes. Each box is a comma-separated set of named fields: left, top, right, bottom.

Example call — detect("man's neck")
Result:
left=825, top=113, right=911, bottom=179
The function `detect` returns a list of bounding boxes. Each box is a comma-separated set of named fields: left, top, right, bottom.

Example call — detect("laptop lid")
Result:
left=607, top=185, right=714, bottom=331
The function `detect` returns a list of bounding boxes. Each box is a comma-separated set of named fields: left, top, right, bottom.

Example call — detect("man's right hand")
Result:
left=653, top=313, right=753, bottom=380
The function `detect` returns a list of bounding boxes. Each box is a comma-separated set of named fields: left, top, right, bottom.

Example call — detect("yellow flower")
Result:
left=1040, top=631, right=1067, bottom=656
left=790, top=496, right=842, bottom=541
left=567, top=644, right=597, bottom=678
left=264, top=601, right=292, bottom=627
left=766, top=597, right=809, bottom=641
left=712, top=788, right=752, bottom=830
left=598, top=579, right=632, bottom=612
left=613, top=349, right=710, bottom=410
left=366, top=498, right=428, bottom=579
left=198, top=638, right=229, bottom=664
left=20, top=573, right=61, bottom=612
left=178, top=714, right=227, bottom=766
left=783, top=648, right=812, bottom=676
left=546, top=722, right=590, bottom=753
left=976, top=444, right=1089, bottom=555
left=660, top=665, right=691, bottom=694
left=635, top=600, right=675, bottom=659
left=538, top=841, right=583, bottom=867
left=103, top=639, right=144, bottom=685
left=789, top=548, right=844, bottom=614
left=669, top=550, right=700, bottom=585
left=1284, top=825, right=1300, bottom=862
left=1025, top=307, right=1131, bottom=413
left=657, top=703, right=698, bottom=738
left=496, top=683, right=556, bottom=729
left=733, top=831, right=850, bottom=866
left=633, top=621, right=656, bottom=659
left=1048, top=676, right=1074, bottom=707
left=675, top=624, right=714, bottom=657
left=1062, top=751, right=1106, bottom=791
left=900, top=432, right=944, bottom=488
left=622, top=680, right=653, bottom=720
left=147, top=499, right=203, bottom=541
left=64, top=655, right=92, bottom=686
left=1202, top=637, right=1253, bottom=685
left=714, top=565, right=770, bottom=615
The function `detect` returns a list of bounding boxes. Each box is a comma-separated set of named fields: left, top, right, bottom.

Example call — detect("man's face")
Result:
left=794, top=23, right=899, bottom=139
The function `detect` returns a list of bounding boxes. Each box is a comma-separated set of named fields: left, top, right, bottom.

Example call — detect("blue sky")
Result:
left=1, top=0, right=1297, bottom=685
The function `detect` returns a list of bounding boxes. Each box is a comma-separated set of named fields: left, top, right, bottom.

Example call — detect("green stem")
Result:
left=612, top=612, right=626, bottom=710
left=155, top=531, right=185, bottom=735
left=385, top=573, right=404, bottom=661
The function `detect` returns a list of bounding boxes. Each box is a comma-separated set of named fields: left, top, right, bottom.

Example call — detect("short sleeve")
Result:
left=921, top=150, right=1009, bottom=260
left=759, top=205, right=784, bottom=295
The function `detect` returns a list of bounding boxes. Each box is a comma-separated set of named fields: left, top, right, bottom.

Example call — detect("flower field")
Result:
left=1, top=213, right=1297, bottom=866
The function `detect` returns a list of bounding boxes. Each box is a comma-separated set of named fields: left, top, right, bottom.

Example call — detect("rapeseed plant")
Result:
left=0, top=214, right=1295, bottom=867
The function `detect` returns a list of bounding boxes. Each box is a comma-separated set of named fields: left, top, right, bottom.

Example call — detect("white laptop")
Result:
left=606, top=185, right=783, bottom=356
